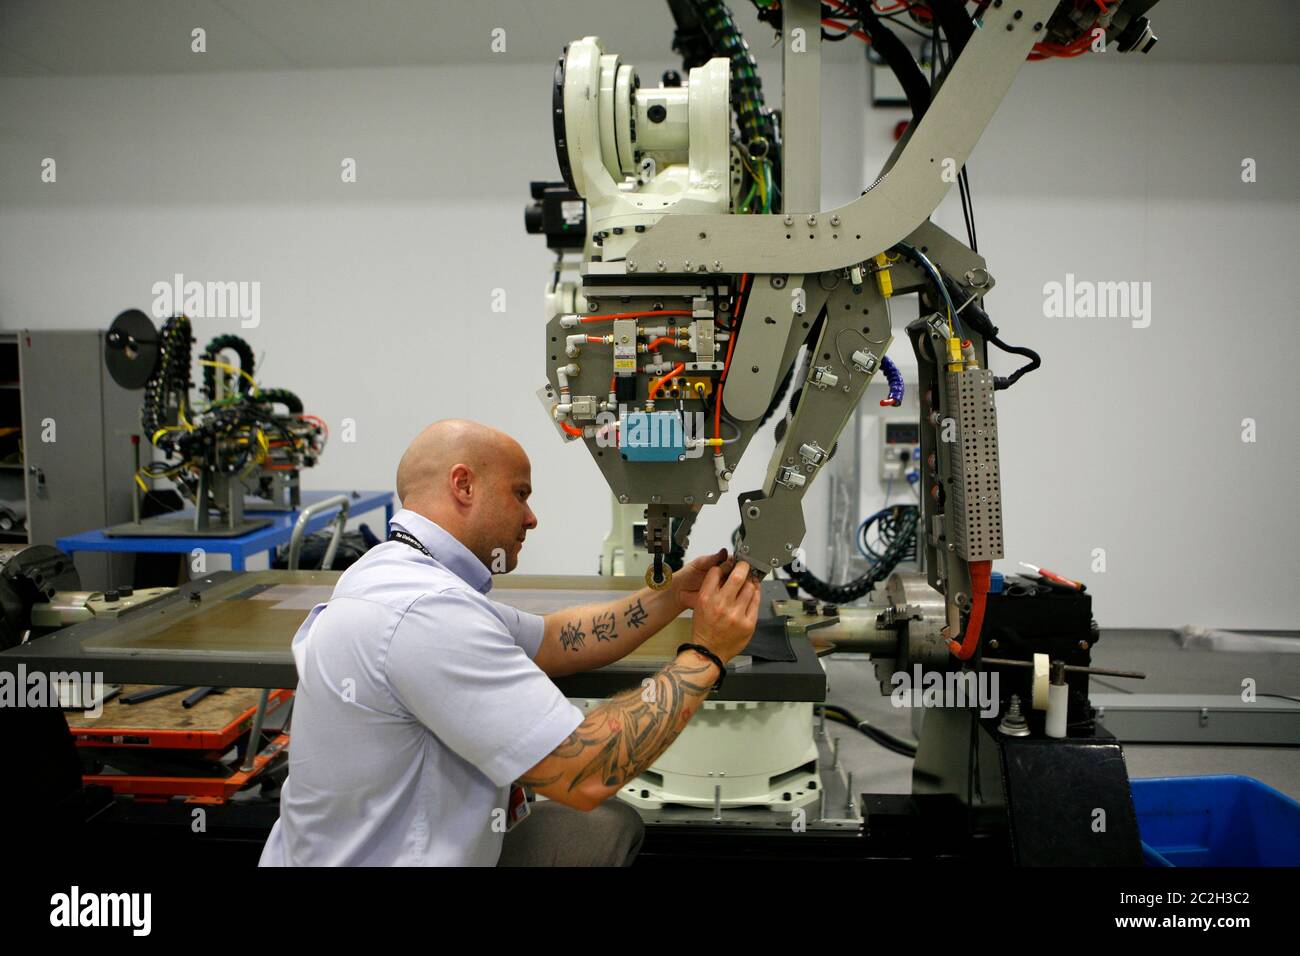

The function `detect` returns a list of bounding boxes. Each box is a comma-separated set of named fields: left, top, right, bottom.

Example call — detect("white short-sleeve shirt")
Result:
left=259, top=508, right=583, bottom=866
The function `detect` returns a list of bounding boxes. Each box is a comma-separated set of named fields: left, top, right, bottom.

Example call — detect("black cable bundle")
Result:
left=849, top=0, right=931, bottom=122
left=940, top=274, right=1041, bottom=390
left=251, top=388, right=304, bottom=415
left=681, top=1, right=780, bottom=166
left=141, top=315, right=193, bottom=454
left=821, top=704, right=918, bottom=758
left=784, top=504, right=918, bottom=604
left=200, top=334, right=256, bottom=400
left=859, top=504, right=918, bottom=563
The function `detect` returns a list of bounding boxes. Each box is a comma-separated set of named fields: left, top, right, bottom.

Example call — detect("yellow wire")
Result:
left=739, top=153, right=766, bottom=212
left=198, top=358, right=259, bottom=395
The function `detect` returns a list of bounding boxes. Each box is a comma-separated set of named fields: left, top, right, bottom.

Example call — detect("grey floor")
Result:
left=822, top=629, right=1300, bottom=801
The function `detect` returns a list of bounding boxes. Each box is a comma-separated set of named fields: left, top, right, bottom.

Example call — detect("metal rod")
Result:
left=982, top=657, right=1146, bottom=681
left=288, top=493, right=352, bottom=571
left=131, top=438, right=141, bottom=525
left=240, top=688, right=271, bottom=773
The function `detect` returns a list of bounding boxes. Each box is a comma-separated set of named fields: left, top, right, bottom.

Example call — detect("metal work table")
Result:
left=54, top=489, right=394, bottom=571
left=0, top=571, right=827, bottom=702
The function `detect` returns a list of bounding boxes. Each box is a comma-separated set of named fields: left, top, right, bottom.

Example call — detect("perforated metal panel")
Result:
left=946, top=368, right=1003, bottom=560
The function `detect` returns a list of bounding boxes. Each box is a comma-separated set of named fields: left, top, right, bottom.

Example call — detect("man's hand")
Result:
left=669, top=548, right=730, bottom=611
left=689, top=560, right=761, bottom=664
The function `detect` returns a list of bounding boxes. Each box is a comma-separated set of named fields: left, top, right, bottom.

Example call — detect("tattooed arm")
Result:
left=533, top=586, right=681, bottom=678
left=533, top=548, right=730, bottom=678
left=519, top=650, right=718, bottom=809
left=521, top=560, right=761, bottom=811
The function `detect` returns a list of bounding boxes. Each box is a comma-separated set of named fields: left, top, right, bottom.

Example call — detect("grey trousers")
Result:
left=497, top=798, right=644, bottom=867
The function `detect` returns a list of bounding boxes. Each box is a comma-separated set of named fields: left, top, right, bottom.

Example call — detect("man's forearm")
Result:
left=536, top=585, right=683, bottom=677
left=518, top=650, right=718, bottom=806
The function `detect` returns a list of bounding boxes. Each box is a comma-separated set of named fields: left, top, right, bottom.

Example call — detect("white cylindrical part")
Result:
left=1032, top=652, right=1050, bottom=711
left=1045, top=682, right=1069, bottom=739
left=633, top=86, right=690, bottom=163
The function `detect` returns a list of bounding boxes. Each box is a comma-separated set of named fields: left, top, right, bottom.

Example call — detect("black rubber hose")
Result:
left=850, top=1, right=931, bottom=122
left=987, top=334, right=1041, bottom=390
left=822, top=704, right=919, bottom=758
left=930, top=0, right=975, bottom=60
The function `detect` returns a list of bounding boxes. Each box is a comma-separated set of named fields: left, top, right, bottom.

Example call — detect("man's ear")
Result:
left=449, top=463, right=475, bottom=506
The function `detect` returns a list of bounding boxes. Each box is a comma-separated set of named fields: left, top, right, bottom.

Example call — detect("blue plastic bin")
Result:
left=1131, top=775, right=1300, bottom=867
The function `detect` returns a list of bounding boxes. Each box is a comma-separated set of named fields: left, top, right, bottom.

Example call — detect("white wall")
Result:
left=1, top=52, right=1296, bottom=628
left=861, top=57, right=1300, bottom=630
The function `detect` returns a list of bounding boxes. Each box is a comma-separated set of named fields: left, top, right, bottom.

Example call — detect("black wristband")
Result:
left=676, top=643, right=725, bottom=691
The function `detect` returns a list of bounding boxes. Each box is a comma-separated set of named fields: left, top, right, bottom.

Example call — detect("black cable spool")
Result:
left=104, top=308, right=160, bottom=390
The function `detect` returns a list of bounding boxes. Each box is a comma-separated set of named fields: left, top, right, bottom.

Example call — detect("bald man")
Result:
left=260, top=419, right=761, bottom=867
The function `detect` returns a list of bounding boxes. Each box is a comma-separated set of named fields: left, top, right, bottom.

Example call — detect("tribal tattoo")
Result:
left=517, top=657, right=715, bottom=792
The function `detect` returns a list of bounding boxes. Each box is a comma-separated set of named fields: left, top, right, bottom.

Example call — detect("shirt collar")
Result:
left=388, top=508, right=493, bottom=594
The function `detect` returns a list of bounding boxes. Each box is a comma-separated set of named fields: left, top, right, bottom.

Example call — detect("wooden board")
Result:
left=65, top=685, right=275, bottom=732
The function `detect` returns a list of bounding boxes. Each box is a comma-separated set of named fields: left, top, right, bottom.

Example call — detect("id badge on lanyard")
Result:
left=506, top=783, right=531, bottom=831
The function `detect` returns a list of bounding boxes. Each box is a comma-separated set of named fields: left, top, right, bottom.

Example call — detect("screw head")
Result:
left=830, top=215, right=840, bottom=226
left=627, top=261, right=638, bottom=272
left=618, top=494, right=629, bottom=504
left=656, top=260, right=666, bottom=271
left=783, top=215, right=793, bottom=225
left=684, top=495, right=695, bottom=504
left=706, top=491, right=715, bottom=499
left=807, top=214, right=817, bottom=226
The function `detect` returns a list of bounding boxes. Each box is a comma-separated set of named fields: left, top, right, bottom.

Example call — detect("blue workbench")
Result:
left=57, top=489, right=394, bottom=571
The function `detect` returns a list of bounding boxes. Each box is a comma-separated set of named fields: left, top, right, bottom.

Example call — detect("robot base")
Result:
left=577, top=699, right=821, bottom=812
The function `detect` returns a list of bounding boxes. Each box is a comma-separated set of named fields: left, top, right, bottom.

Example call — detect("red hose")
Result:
left=948, top=560, right=992, bottom=661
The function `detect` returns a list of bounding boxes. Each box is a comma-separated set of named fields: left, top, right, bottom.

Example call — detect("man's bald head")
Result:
left=395, top=420, right=537, bottom=573
left=396, top=419, right=523, bottom=506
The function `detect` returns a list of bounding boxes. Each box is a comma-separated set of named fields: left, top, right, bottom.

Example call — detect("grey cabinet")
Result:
left=4, top=330, right=140, bottom=589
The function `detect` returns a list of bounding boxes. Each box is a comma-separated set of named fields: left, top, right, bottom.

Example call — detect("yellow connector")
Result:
left=873, top=253, right=893, bottom=298
left=947, top=336, right=964, bottom=373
